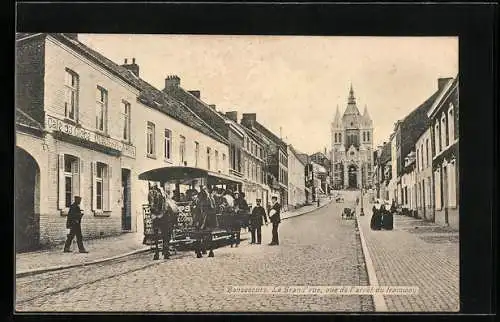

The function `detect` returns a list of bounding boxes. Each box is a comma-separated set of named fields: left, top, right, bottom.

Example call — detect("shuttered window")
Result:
left=58, top=154, right=81, bottom=210
left=91, top=161, right=112, bottom=212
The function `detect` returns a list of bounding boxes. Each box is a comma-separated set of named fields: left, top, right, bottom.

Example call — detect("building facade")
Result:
left=415, top=127, right=434, bottom=221
left=15, top=33, right=231, bottom=250
left=16, top=33, right=141, bottom=249
left=373, top=142, right=392, bottom=201
left=287, top=145, right=306, bottom=208
left=225, top=111, right=269, bottom=208
left=241, top=113, right=288, bottom=211
left=331, top=86, right=374, bottom=190
left=401, top=151, right=417, bottom=215
left=428, top=76, right=459, bottom=229
left=310, top=151, right=331, bottom=194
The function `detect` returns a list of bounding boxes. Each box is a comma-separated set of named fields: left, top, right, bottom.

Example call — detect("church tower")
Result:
left=331, top=84, right=374, bottom=190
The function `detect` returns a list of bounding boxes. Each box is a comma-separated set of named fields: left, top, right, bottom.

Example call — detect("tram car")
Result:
left=139, top=166, right=250, bottom=258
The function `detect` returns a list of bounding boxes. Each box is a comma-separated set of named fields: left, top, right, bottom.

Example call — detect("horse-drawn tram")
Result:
left=139, top=166, right=250, bottom=259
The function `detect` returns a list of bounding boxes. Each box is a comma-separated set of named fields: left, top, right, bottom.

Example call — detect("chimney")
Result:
left=121, top=57, right=140, bottom=77
left=188, top=90, right=201, bottom=99
left=63, top=33, right=78, bottom=41
left=164, top=75, right=180, bottom=91
left=438, top=77, right=453, bottom=91
left=209, top=104, right=216, bottom=110
left=225, top=111, right=238, bottom=122
left=241, top=113, right=257, bottom=127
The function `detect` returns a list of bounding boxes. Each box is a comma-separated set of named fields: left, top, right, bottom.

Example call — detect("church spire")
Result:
left=344, top=83, right=361, bottom=116
left=334, top=104, right=340, bottom=122
left=348, top=83, right=356, bottom=105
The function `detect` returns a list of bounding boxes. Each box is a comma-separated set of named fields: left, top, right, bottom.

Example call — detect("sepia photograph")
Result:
left=15, top=33, right=459, bottom=312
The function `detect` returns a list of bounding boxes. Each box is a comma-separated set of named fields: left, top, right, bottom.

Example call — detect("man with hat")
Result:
left=268, top=196, right=281, bottom=246
left=250, top=198, right=268, bottom=244
left=63, top=196, right=88, bottom=253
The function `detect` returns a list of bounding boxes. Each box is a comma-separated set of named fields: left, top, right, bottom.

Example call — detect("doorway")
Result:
left=121, top=168, right=131, bottom=231
left=15, top=147, right=40, bottom=252
left=348, top=165, right=358, bottom=189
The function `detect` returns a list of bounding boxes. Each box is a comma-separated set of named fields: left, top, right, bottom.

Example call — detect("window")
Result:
left=96, top=86, right=108, bottom=132
left=179, top=136, right=186, bottom=165
left=448, top=103, right=455, bottom=143
left=416, top=149, right=419, bottom=171
left=164, top=129, right=171, bottom=160
left=222, top=153, right=226, bottom=169
left=96, top=163, right=104, bottom=210
left=448, top=160, right=457, bottom=207
left=339, top=133, right=342, bottom=143
left=425, top=139, right=430, bottom=167
left=441, top=114, right=447, bottom=148
left=335, top=133, right=338, bottom=142
left=59, top=154, right=80, bottom=209
left=91, top=162, right=111, bottom=212
left=420, top=144, right=424, bottom=170
left=367, top=132, right=370, bottom=141
left=435, top=122, right=441, bottom=153
left=122, top=101, right=131, bottom=142
left=147, top=122, right=155, bottom=156
left=363, top=132, right=366, bottom=142
left=215, top=150, right=219, bottom=171
left=434, top=169, right=442, bottom=210
left=64, top=69, right=79, bottom=121
left=207, top=147, right=211, bottom=170
left=194, top=142, right=199, bottom=167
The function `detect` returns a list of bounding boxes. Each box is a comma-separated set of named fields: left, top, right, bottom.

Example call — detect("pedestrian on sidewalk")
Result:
left=63, top=196, right=88, bottom=253
left=250, top=199, right=268, bottom=244
left=268, top=196, right=281, bottom=246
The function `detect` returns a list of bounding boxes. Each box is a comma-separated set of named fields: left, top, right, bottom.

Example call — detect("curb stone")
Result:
left=355, top=206, right=388, bottom=312
left=17, top=199, right=333, bottom=278
left=16, top=246, right=151, bottom=278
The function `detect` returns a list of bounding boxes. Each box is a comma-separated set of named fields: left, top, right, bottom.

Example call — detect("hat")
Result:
left=74, top=196, right=82, bottom=202
left=256, top=199, right=262, bottom=203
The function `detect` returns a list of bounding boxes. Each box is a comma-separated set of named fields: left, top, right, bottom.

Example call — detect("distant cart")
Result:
left=139, top=166, right=249, bottom=258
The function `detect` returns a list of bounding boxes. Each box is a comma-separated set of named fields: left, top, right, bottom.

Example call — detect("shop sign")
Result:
left=46, top=114, right=136, bottom=158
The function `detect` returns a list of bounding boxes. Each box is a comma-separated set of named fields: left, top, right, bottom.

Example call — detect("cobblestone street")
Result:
left=357, top=195, right=460, bottom=312
left=16, top=197, right=373, bottom=312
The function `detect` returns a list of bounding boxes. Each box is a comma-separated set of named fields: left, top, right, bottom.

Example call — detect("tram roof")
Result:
left=138, top=166, right=243, bottom=185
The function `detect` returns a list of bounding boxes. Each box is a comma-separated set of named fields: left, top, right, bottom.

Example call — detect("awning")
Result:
left=206, top=171, right=244, bottom=186
left=138, top=166, right=207, bottom=182
left=138, top=166, right=244, bottom=186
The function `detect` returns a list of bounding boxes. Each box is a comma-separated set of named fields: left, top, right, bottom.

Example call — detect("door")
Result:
left=15, top=147, right=40, bottom=252
left=348, top=165, right=357, bottom=189
left=121, top=169, right=131, bottom=231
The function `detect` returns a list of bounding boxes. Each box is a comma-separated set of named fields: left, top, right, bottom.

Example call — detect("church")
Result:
left=331, top=85, right=374, bottom=190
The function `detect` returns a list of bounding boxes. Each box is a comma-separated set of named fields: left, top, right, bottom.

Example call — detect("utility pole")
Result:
left=360, top=163, right=365, bottom=216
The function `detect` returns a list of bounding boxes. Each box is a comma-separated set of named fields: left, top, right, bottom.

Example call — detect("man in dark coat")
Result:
left=250, top=199, right=268, bottom=244
left=63, top=196, right=88, bottom=253
left=269, top=196, right=281, bottom=246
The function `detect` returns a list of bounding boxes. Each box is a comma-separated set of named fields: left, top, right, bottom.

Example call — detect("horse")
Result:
left=148, top=185, right=179, bottom=260
left=191, top=189, right=216, bottom=258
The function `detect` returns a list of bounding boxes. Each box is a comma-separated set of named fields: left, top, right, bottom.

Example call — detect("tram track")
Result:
left=15, top=251, right=191, bottom=305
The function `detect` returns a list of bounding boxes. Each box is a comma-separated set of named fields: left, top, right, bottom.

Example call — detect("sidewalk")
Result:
left=356, top=198, right=459, bottom=312
left=17, top=197, right=333, bottom=277
left=16, top=232, right=148, bottom=277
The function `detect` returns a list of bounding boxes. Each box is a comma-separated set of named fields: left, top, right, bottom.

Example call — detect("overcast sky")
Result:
left=79, top=34, right=457, bottom=155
